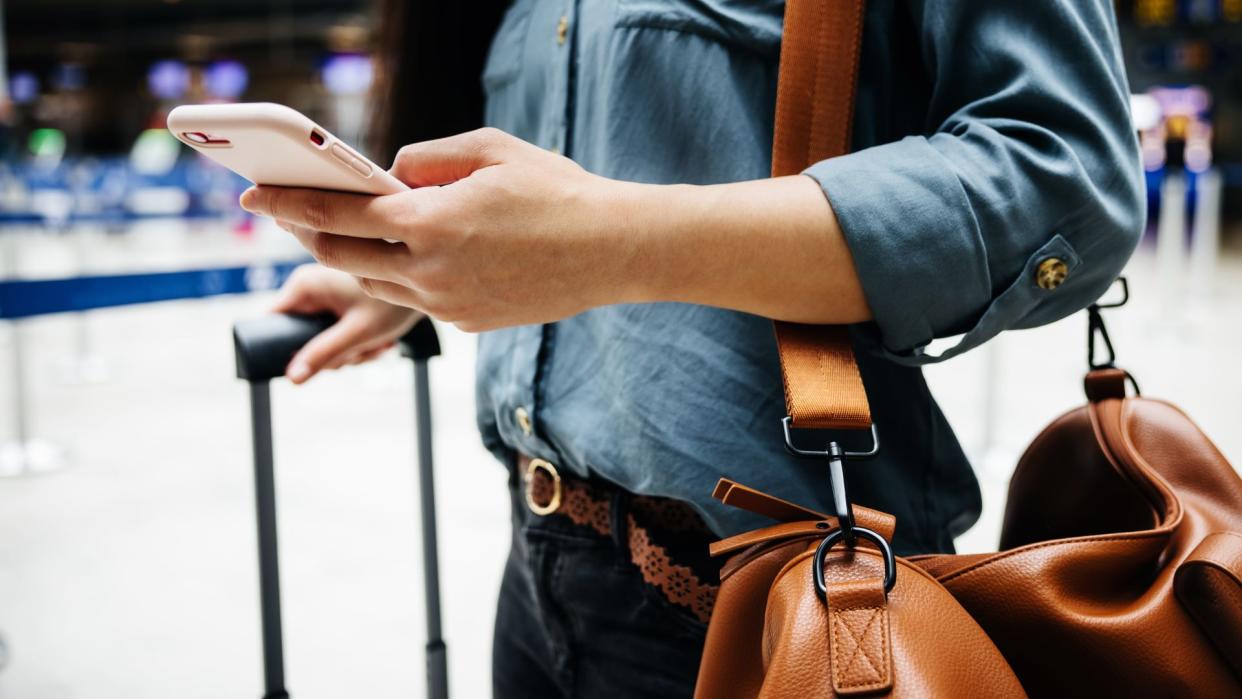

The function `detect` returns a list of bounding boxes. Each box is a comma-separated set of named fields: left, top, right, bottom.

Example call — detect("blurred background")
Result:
left=0, top=0, right=1239, bottom=697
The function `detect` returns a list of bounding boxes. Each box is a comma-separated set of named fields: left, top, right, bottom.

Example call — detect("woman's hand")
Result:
left=242, top=128, right=646, bottom=332
left=241, top=127, right=871, bottom=330
left=272, top=264, right=422, bottom=383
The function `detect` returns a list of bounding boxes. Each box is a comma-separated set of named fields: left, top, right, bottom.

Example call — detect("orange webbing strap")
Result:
left=771, top=0, right=871, bottom=429
left=775, top=323, right=871, bottom=429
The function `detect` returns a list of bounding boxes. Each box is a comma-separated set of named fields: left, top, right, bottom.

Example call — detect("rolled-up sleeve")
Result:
left=804, top=0, right=1144, bottom=364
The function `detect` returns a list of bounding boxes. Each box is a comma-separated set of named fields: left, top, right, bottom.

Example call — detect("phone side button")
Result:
left=331, top=143, right=372, bottom=177
left=347, top=156, right=372, bottom=177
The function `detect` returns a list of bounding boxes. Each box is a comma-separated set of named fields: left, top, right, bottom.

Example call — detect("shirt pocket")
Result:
left=482, top=0, right=533, bottom=93
left=878, top=234, right=1084, bottom=365
left=614, top=0, right=785, bottom=59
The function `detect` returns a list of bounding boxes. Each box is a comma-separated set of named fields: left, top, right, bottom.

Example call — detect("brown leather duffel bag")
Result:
left=694, top=1, right=1242, bottom=697
left=698, top=366, right=1242, bottom=697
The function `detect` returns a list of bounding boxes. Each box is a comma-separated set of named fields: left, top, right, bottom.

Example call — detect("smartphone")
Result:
left=167, top=102, right=408, bottom=195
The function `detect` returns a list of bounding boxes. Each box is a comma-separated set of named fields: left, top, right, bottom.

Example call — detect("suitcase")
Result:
left=232, top=314, right=447, bottom=699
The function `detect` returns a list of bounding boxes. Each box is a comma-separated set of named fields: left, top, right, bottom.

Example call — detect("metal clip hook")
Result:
left=1086, top=276, right=1140, bottom=395
left=782, top=418, right=879, bottom=546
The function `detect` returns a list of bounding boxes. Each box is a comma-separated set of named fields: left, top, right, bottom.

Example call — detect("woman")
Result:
left=245, top=0, right=1143, bottom=695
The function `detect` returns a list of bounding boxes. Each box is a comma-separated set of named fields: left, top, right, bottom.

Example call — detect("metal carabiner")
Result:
left=782, top=418, right=879, bottom=546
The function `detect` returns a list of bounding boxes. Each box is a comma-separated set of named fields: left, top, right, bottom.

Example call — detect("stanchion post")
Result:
left=7, top=319, right=30, bottom=466
left=1188, top=168, right=1221, bottom=307
left=0, top=318, right=65, bottom=477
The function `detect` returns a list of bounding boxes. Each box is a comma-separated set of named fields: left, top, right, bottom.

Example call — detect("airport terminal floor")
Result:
left=1, top=217, right=1240, bottom=698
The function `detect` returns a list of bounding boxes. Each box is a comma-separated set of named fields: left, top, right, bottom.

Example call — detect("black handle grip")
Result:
left=234, top=313, right=440, bottom=382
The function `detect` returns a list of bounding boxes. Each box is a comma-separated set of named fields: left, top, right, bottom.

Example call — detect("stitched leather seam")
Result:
left=831, top=605, right=889, bottom=691
left=832, top=606, right=883, bottom=686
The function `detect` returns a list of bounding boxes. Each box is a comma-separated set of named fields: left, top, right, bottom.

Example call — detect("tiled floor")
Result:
left=1, top=222, right=1239, bottom=698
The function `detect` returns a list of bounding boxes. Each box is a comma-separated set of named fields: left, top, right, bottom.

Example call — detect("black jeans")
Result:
left=492, top=466, right=710, bottom=698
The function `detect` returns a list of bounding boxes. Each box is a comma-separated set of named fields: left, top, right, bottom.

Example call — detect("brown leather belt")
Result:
left=518, top=454, right=719, bottom=624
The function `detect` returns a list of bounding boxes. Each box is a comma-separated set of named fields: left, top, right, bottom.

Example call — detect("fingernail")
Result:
left=287, top=360, right=311, bottom=383
left=239, top=188, right=261, bottom=213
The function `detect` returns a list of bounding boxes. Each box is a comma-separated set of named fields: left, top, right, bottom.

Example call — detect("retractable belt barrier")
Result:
left=0, top=259, right=309, bottom=320
left=0, top=210, right=227, bottom=227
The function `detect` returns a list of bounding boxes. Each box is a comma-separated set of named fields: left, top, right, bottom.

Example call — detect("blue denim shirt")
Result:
left=475, top=0, right=1143, bottom=553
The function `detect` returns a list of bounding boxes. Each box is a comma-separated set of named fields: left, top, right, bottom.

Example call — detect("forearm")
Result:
left=243, top=129, right=873, bottom=332
left=617, top=175, right=872, bottom=324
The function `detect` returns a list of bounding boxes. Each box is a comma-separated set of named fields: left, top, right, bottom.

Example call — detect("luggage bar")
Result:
left=233, top=313, right=444, bottom=699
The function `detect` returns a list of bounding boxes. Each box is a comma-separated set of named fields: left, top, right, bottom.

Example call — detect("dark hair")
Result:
left=369, top=0, right=510, bottom=165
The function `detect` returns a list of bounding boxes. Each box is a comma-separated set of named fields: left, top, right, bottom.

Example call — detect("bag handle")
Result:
left=771, top=0, right=871, bottom=431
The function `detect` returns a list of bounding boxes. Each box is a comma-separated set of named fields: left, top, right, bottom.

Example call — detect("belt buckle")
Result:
left=524, top=458, right=562, bottom=516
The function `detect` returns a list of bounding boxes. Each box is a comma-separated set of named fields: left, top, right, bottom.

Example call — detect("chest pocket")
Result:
left=614, top=0, right=785, bottom=59
left=482, top=0, right=535, bottom=130
left=483, top=0, right=533, bottom=93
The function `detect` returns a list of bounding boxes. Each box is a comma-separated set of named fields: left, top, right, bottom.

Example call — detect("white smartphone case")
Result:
left=167, top=102, right=408, bottom=196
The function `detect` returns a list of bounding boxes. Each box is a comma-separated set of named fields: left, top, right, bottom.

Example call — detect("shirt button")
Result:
left=514, top=406, right=533, bottom=436
left=556, top=15, right=570, bottom=45
left=1036, top=257, right=1069, bottom=290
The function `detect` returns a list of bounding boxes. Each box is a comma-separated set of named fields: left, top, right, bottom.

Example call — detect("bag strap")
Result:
left=772, top=0, right=871, bottom=430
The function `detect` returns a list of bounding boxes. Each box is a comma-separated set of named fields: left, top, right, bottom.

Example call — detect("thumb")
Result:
left=389, top=128, right=513, bottom=187
left=286, top=312, right=370, bottom=384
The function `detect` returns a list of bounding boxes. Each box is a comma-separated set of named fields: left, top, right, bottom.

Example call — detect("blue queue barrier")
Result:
left=0, top=210, right=229, bottom=227
left=0, top=259, right=310, bottom=320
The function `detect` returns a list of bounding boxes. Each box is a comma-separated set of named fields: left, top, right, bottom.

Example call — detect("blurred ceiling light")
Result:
left=10, top=72, right=40, bottom=104
left=1184, top=140, right=1212, bottom=174
left=1130, top=93, right=1161, bottom=132
left=205, top=60, right=249, bottom=100
left=29, top=128, right=67, bottom=162
left=322, top=54, right=373, bottom=96
left=1150, top=85, right=1212, bottom=118
left=148, top=60, right=190, bottom=100
left=1140, top=134, right=1165, bottom=173
left=130, top=128, right=181, bottom=176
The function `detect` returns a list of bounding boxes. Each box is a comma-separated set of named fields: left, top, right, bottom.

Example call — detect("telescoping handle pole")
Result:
left=235, top=314, right=336, bottom=699
left=233, top=314, right=443, bottom=699
left=247, top=379, right=287, bottom=699
left=399, top=320, right=446, bottom=699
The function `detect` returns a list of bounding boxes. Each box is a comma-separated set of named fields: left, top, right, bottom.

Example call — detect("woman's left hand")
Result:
left=240, top=128, right=646, bottom=332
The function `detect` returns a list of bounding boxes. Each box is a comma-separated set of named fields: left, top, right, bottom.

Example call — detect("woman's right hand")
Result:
left=272, top=264, right=423, bottom=384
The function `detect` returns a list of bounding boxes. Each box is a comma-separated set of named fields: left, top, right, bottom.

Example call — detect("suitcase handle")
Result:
left=234, top=313, right=440, bottom=381
left=232, top=312, right=448, bottom=699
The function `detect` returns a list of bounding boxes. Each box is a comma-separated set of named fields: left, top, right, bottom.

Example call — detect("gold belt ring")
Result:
left=524, top=457, right=562, bottom=516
